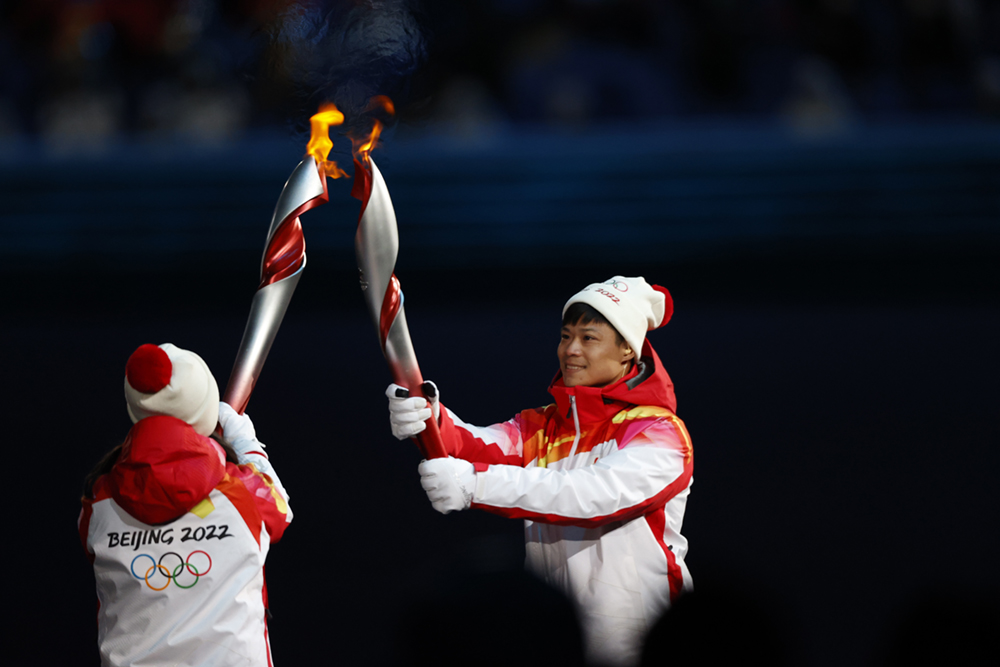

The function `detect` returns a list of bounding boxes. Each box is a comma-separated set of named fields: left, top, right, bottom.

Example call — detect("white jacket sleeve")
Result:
left=470, top=418, right=692, bottom=527
left=231, top=439, right=290, bottom=505
left=438, top=406, right=528, bottom=465
left=217, top=403, right=290, bottom=502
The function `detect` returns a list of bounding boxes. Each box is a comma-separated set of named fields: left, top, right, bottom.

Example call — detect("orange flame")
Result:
left=307, top=103, right=348, bottom=179
left=351, top=95, right=395, bottom=164
left=370, top=95, right=395, bottom=116
left=351, top=119, right=383, bottom=163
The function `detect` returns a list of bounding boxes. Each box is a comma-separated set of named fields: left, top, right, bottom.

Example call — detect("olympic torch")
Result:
left=350, top=113, right=447, bottom=459
left=223, top=106, right=347, bottom=414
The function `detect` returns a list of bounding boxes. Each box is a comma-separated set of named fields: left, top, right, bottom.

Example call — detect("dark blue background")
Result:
left=2, top=1, right=999, bottom=665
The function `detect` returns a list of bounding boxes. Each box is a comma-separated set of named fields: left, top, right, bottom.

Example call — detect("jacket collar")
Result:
left=547, top=341, right=676, bottom=426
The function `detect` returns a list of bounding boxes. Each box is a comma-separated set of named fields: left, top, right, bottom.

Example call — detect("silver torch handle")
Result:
left=224, top=156, right=328, bottom=415
left=353, top=156, right=447, bottom=459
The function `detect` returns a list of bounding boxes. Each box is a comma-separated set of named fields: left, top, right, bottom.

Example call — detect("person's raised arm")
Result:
left=217, top=402, right=292, bottom=540
left=386, top=382, right=525, bottom=466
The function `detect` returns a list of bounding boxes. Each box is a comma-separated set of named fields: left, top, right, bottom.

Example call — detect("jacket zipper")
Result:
left=567, top=395, right=582, bottom=464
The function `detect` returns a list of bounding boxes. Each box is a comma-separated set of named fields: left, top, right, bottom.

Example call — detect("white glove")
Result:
left=217, top=403, right=287, bottom=500
left=217, top=402, right=265, bottom=453
left=386, top=381, right=440, bottom=440
left=418, top=457, right=475, bottom=514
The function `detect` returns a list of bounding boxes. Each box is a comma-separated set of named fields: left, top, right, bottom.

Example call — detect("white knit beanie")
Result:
left=562, top=276, right=674, bottom=356
left=124, top=343, right=220, bottom=436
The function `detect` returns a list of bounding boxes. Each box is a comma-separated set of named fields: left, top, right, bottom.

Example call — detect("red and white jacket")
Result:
left=78, top=416, right=292, bottom=667
left=439, top=342, right=693, bottom=665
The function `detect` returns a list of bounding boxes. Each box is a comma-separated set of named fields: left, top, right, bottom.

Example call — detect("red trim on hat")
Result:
left=652, top=285, right=673, bottom=327
left=126, top=344, right=172, bottom=393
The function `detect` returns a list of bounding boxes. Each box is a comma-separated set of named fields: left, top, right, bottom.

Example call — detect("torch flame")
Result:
left=369, top=95, right=395, bottom=116
left=352, top=119, right=383, bottom=164
left=307, top=103, right=348, bottom=179
left=352, top=95, right=395, bottom=165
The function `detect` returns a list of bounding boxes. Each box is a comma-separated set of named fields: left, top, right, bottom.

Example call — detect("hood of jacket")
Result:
left=548, top=340, right=676, bottom=426
left=107, top=415, right=226, bottom=525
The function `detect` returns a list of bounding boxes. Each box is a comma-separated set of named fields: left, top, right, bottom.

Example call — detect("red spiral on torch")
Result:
left=379, top=274, right=403, bottom=351
left=351, top=157, right=374, bottom=217
left=259, top=217, right=305, bottom=289
left=258, top=168, right=329, bottom=289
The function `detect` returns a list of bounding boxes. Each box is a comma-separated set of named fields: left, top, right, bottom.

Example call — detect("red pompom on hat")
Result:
left=125, top=344, right=173, bottom=393
left=652, top=284, right=673, bottom=328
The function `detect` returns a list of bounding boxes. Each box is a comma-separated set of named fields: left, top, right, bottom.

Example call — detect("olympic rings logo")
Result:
left=130, top=551, right=212, bottom=591
left=605, top=279, right=629, bottom=292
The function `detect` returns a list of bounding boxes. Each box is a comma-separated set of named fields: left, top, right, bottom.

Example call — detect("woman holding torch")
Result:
left=387, top=276, right=694, bottom=666
left=79, top=343, right=292, bottom=667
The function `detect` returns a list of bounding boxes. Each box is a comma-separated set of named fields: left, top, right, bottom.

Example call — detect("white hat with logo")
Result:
left=123, top=343, right=220, bottom=436
left=563, top=276, right=673, bottom=356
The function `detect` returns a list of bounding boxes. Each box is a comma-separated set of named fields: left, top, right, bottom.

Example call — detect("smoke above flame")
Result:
left=306, top=103, right=348, bottom=178
left=270, top=0, right=424, bottom=140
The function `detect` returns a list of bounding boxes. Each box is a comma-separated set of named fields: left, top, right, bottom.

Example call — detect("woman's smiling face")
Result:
left=558, top=319, right=634, bottom=388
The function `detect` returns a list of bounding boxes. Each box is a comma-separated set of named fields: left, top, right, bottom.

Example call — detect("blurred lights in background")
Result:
left=0, top=0, right=998, bottom=152
left=1, top=0, right=997, bottom=270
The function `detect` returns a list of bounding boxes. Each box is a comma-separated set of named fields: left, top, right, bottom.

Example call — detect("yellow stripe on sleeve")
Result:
left=611, top=405, right=676, bottom=424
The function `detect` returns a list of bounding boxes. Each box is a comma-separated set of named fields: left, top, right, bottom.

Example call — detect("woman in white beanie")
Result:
left=387, top=276, right=694, bottom=666
left=79, top=343, right=293, bottom=667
